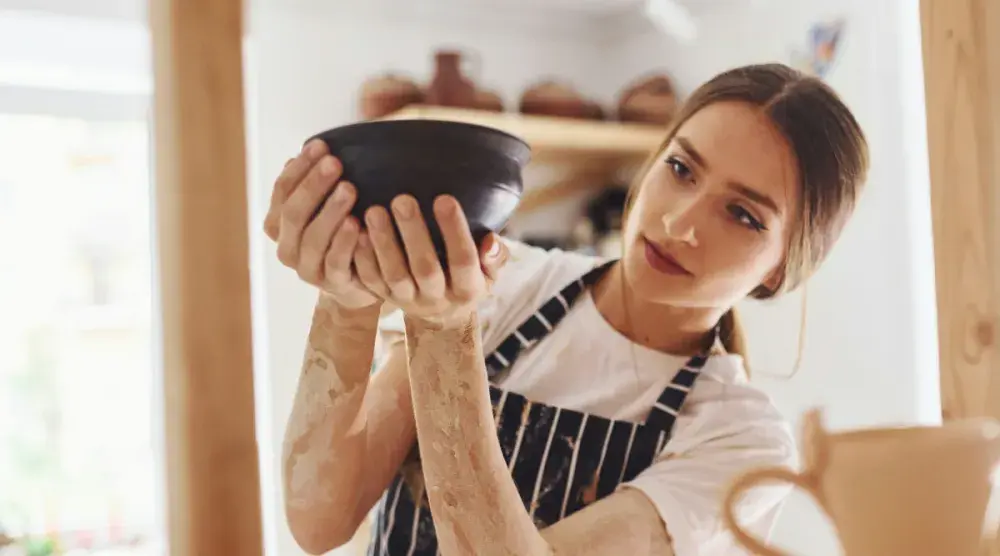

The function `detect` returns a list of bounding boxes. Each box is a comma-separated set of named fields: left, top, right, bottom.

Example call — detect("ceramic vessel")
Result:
left=307, top=119, right=530, bottom=262
left=425, top=51, right=477, bottom=109
left=723, top=408, right=1000, bottom=556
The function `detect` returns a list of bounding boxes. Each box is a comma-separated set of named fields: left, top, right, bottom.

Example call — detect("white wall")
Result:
left=604, top=1, right=940, bottom=554
left=248, top=2, right=939, bottom=555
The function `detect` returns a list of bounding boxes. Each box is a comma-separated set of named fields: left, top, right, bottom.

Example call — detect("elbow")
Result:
left=286, top=505, right=365, bottom=555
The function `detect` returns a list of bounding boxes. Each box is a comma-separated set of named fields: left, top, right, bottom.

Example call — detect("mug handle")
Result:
left=722, top=466, right=820, bottom=556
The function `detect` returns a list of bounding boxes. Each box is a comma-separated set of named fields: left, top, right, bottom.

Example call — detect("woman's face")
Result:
left=622, top=101, right=800, bottom=309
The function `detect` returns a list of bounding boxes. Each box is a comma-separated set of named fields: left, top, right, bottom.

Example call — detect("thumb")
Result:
left=479, top=233, right=508, bottom=282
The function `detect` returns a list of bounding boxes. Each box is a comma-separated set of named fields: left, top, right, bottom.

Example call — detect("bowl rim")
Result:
left=308, top=118, right=531, bottom=157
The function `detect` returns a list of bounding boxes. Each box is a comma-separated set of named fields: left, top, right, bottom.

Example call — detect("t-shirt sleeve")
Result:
left=619, top=388, right=799, bottom=556
left=374, top=237, right=552, bottom=366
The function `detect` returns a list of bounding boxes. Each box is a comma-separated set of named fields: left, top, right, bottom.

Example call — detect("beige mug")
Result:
left=722, top=409, right=1000, bottom=556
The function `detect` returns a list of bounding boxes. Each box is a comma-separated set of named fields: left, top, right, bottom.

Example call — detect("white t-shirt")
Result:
left=378, top=238, right=798, bottom=556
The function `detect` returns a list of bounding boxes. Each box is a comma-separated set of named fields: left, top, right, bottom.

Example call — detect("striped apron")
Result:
left=366, top=260, right=709, bottom=556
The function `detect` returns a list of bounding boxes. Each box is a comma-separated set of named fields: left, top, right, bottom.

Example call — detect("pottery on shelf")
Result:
left=519, top=80, right=602, bottom=120
left=358, top=73, right=424, bottom=120
left=425, top=50, right=478, bottom=109
left=617, top=74, right=678, bottom=125
left=474, top=89, right=505, bottom=112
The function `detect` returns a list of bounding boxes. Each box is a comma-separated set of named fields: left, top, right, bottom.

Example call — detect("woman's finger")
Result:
left=298, top=181, right=357, bottom=285
left=276, top=155, right=342, bottom=267
left=264, top=140, right=326, bottom=240
left=435, top=195, right=485, bottom=302
left=390, top=194, right=446, bottom=300
left=365, top=206, right=417, bottom=303
left=353, top=231, right=391, bottom=300
left=323, top=215, right=360, bottom=287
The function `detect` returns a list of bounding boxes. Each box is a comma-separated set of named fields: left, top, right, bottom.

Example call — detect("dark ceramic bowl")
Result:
left=308, top=119, right=531, bottom=264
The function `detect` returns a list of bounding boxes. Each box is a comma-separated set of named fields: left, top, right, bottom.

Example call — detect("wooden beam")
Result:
left=149, top=0, right=264, bottom=554
left=921, top=0, right=1000, bottom=421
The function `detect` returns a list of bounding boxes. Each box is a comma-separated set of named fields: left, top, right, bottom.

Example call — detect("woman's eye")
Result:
left=729, top=205, right=767, bottom=232
left=666, top=157, right=694, bottom=182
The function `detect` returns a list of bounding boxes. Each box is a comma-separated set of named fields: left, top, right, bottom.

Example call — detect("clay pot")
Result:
left=307, top=120, right=530, bottom=264
left=474, top=89, right=505, bottom=112
left=617, top=74, right=678, bottom=125
left=583, top=101, right=605, bottom=121
left=519, top=81, right=604, bottom=120
left=425, top=51, right=477, bottom=109
left=358, top=74, right=424, bottom=120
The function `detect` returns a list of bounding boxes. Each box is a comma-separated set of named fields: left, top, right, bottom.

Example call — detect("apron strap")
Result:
left=644, top=351, right=711, bottom=431
left=483, top=255, right=716, bottom=437
left=484, top=259, right=616, bottom=378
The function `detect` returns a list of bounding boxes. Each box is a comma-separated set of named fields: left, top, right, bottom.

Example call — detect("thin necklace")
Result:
left=616, top=261, right=646, bottom=394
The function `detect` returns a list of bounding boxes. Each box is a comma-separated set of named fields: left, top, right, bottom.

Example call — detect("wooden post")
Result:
left=920, top=0, right=1000, bottom=422
left=149, top=0, right=264, bottom=554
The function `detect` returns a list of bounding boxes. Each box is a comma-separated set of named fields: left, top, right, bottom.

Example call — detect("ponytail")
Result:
left=719, top=308, right=751, bottom=377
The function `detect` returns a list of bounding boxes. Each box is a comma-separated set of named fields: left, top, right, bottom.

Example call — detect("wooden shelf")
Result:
left=380, top=105, right=665, bottom=164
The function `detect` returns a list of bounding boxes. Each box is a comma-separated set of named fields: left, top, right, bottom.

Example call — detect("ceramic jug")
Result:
left=425, top=50, right=478, bottom=109
left=723, top=408, right=1000, bottom=556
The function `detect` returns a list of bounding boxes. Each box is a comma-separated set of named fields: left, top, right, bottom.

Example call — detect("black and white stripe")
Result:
left=369, top=259, right=711, bottom=555
left=485, top=261, right=613, bottom=377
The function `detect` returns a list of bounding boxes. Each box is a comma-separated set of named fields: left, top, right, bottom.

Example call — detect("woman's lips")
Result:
left=643, top=237, right=693, bottom=276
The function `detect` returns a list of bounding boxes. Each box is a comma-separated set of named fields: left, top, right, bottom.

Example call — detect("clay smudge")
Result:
left=581, top=471, right=601, bottom=506
left=282, top=341, right=365, bottom=510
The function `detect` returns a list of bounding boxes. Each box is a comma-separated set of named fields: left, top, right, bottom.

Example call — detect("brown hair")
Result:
left=624, top=63, right=869, bottom=367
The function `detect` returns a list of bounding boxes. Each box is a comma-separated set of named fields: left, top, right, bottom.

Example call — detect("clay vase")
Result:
left=358, top=74, right=424, bottom=120
left=617, top=74, right=678, bottom=125
left=425, top=50, right=477, bottom=109
left=518, top=80, right=588, bottom=119
left=474, top=89, right=504, bottom=112
left=723, top=408, right=1000, bottom=556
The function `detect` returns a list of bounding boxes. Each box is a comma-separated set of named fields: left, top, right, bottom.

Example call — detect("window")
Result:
left=0, top=108, right=162, bottom=554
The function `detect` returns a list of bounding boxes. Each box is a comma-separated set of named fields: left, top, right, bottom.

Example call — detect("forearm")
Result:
left=404, top=313, right=552, bottom=556
left=282, top=293, right=380, bottom=539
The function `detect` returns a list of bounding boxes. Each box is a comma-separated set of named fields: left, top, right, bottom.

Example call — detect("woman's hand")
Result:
left=264, top=139, right=380, bottom=310
left=355, top=193, right=509, bottom=328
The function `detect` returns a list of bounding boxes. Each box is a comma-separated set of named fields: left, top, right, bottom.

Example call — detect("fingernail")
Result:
left=305, top=139, right=324, bottom=159
left=321, top=157, right=338, bottom=176
left=392, top=196, right=416, bottom=219
left=333, top=181, right=351, bottom=202
left=436, top=196, right=456, bottom=216
left=366, top=208, right=387, bottom=230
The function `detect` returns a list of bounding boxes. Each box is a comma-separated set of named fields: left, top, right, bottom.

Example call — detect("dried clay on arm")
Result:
left=282, top=295, right=379, bottom=513
left=404, top=314, right=553, bottom=556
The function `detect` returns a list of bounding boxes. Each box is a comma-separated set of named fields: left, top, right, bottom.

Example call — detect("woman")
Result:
left=265, top=63, right=868, bottom=555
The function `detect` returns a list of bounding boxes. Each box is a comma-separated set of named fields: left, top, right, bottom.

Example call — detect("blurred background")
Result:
left=0, top=0, right=942, bottom=555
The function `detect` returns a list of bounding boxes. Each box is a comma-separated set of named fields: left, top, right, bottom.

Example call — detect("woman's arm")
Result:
left=281, top=294, right=417, bottom=554
left=403, top=314, right=676, bottom=556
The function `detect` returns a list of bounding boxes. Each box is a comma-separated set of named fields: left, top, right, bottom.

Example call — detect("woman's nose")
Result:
left=661, top=199, right=699, bottom=247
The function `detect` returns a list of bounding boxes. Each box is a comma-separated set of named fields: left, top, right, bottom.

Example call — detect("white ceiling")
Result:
left=478, top=0, right=646, bottom=16
left=0, top=0, right=752, bottom=32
